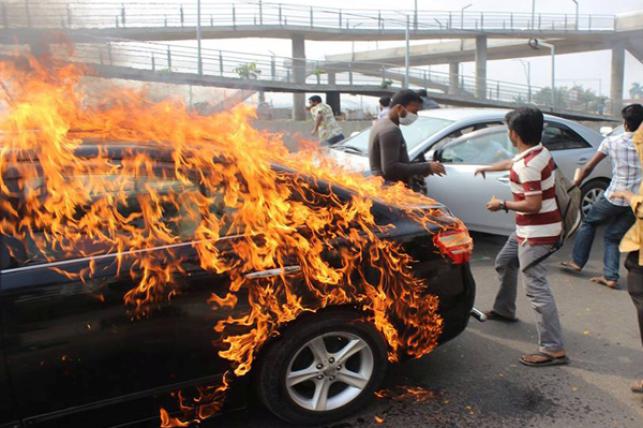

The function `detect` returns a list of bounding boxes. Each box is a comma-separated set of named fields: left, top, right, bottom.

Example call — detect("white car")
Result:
left=329, top=108, right=611, bottom=236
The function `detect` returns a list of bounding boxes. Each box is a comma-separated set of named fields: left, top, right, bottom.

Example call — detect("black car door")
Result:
left=0, top=171, right=236, bottom=426
left=0, top=263, right=19, bottom=428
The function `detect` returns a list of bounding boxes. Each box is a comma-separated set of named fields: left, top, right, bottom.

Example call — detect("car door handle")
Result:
left=576, top=157, right=588, bottom=165
left=497, top=175, right=510, bottom=183
left=245, top=265, right=301, bottom=279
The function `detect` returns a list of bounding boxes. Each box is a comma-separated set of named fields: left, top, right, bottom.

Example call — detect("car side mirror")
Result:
left=432, top=149, right=442, bottom=162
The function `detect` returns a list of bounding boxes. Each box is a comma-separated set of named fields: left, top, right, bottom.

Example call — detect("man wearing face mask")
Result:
left=368, top=90, right=446, bottom=188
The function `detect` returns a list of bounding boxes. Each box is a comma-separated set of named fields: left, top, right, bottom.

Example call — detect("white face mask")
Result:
left=399, top=111, right=418, bottom=126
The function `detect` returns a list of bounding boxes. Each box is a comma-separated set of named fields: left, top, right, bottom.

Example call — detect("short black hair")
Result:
left=379, top=96, right=391, bottom=107
left=622, top=104, right=643, bottom=132
left=390, top=89, right=423, bottom=108
left=308, top=95, right=322, bottom=103
left=505, top=107, right=544, bottom=146
left=416, top=89, right=428, bottom=97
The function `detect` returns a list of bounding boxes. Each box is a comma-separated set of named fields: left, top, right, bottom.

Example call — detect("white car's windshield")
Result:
left=336, top=117, right=454, bottom=155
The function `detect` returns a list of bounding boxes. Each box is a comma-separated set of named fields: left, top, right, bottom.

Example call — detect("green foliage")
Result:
left=630, top=82, right=643, bottom=99
left=380, top=79, right=393, bottom=89
left=234, top=62, right=262, bottom=79
left=532, top=85, right=607, bottom=113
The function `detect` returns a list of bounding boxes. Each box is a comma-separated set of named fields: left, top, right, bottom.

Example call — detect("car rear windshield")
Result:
left=336, top=117, right=454, bottom=155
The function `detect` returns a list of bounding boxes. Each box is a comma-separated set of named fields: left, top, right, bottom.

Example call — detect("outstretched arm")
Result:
left=573, top=151, right=606, bottom=187
left=474, top=159, right=513, bottom=179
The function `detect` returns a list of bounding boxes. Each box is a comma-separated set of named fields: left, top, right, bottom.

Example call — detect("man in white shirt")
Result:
left=562, top=104, right=643, bottom=288
left=377, top=96, right=391, bottom=120
left=308, top=95, right=345, bottom=146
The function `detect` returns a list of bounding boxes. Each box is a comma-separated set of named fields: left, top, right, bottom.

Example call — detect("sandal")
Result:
left=590, top=276, right=618, bottom=289
left=520, top=352, right=570, bottom=367
left=632, top=380, right=643, bottom=393
left=561, top=261, right=582, bottom=273
left=483, top=310, right=518, bottom=323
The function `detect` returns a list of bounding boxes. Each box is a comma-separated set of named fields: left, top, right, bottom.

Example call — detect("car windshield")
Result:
left=336, top=116, right=454, bottom=155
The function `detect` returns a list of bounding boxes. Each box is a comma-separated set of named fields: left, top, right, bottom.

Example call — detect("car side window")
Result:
left=1, top=172, right=218, bottom=268
left=542, top=123, right=590, bottom=151
left=428, top=121, right=505, bottom=156
left=441, top=131, right=516, bottom=164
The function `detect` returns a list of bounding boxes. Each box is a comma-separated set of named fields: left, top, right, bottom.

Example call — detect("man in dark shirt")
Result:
left=368, top=90, right=445, bottom=187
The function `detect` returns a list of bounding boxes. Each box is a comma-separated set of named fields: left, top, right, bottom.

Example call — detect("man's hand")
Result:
left=486, top=196, right=503, bottom=212
left=612, top=190, right=635, bottom=203
left=429, top=162, right=446, bottom=177
left=474, top=167, right=489, bottom=179
left=310, top=129, right=317, bottom=136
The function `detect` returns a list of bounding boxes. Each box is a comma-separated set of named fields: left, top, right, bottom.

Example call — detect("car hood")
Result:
left=326, top=148, right=370, bottom=173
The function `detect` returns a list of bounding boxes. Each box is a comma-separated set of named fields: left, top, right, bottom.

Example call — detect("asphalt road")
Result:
left=211, top=230, right=643, bottom=428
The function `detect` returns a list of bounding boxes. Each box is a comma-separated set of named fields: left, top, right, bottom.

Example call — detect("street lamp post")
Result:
left=531, top=0, right=536, bottom=29
left=571, top=0, right=579, bottom=30
left=414, top=0, right=418, bottom=30
left=460, top=4, right=472, bottom=29
left=529, top=39, right=556, bottom=110
left=405, top=14, right=410, bottom=88
left=513, top=59, right=532, bottom=103
left=349, top=22, right=363, bottom=62
left=196, top=0, right=203, bottom=75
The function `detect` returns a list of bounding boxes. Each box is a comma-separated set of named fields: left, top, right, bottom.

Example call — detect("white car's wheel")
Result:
left=580, top=180, right=608, bottom=218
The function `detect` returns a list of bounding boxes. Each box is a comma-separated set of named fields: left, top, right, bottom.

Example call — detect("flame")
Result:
left=0, top=56, right=469, bottom=425
left=375, top=385, right=436, bottom=402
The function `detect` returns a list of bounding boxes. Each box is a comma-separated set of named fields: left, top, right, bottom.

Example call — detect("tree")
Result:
left=630, top=82, right=643, bottom=99
left=234, top=63, right=262, bottom=80
left=532, top=85, right=607, bottom=114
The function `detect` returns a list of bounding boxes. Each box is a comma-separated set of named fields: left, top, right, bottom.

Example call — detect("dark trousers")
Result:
left=324, top=133, right=345, bottom=146
left=626, top=251, right=643, bottom=347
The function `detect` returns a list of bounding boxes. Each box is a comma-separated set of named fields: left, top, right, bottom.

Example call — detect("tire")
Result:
left=580, top=179, right=608, bottom=218
left=255, top=309, right=388, bottom=426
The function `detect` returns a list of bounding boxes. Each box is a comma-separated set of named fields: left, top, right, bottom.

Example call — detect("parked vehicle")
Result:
left=0, top=143, right=475, bottom=427
left=329, top=108, right=611, bottom=234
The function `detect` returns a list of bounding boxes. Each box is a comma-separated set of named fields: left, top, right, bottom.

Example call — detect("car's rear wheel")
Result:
left=580, top=179, right=608, bottom=218
left=256, top=309, right=387, bottom=426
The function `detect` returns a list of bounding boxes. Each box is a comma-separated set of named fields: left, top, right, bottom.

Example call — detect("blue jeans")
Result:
left=571, top=195, right=635, bottom=281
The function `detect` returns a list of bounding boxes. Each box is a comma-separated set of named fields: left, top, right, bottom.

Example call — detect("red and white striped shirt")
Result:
left=510, top=144, right=562, bottom=246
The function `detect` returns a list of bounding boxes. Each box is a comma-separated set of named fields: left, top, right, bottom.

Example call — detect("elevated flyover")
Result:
left=0, top=42, right=611, bottom=122
left=1, top=1, right=627, bottom=118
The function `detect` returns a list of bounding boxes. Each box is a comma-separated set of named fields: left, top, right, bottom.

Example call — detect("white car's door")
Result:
left=424, top=128, right=517, bottom=236
left=542, top=121, right=594, bottom=178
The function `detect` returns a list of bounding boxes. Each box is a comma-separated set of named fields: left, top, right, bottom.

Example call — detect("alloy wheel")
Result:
left=582, top=187, right=604, bottom=217
left=285, top=332, right=374, bottom=412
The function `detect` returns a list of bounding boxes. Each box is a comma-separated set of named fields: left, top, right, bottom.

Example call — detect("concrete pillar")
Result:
left=475, top=36, right=487, bottom=99
left=326, top=72, right=341, bottom=114
left=326, top=92, right=341, bottom=116
left=610, top=43, right=625, bottom=116
left=291, top=34, right=307, bottom=120
left=449, top=62, right=460, bottom=95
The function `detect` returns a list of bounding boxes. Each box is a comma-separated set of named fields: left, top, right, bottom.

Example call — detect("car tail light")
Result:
left=433, top=229, right=473, bottom=264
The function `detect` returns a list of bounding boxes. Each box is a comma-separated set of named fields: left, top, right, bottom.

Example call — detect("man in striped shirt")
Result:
left=475, top=107, right=568, bottom=367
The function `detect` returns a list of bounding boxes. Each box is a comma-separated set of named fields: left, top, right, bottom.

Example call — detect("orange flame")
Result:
left=375, top=385, right=436, bottom=402
left=0, top=56, right=469, bottom=425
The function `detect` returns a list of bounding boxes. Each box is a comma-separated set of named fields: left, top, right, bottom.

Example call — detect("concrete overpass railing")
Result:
left=2, top=40, right=607, bottom=117
left=1, top=1, right=616, bottom=33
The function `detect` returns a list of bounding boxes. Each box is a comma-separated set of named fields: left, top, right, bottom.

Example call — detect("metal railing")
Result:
left=0, top=40, right=602, bottom=116
left=1, top=1, right=616, bottom=32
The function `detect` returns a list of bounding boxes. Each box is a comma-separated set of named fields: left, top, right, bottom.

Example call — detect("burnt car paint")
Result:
left=0, top=148, right=475, bottom=427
